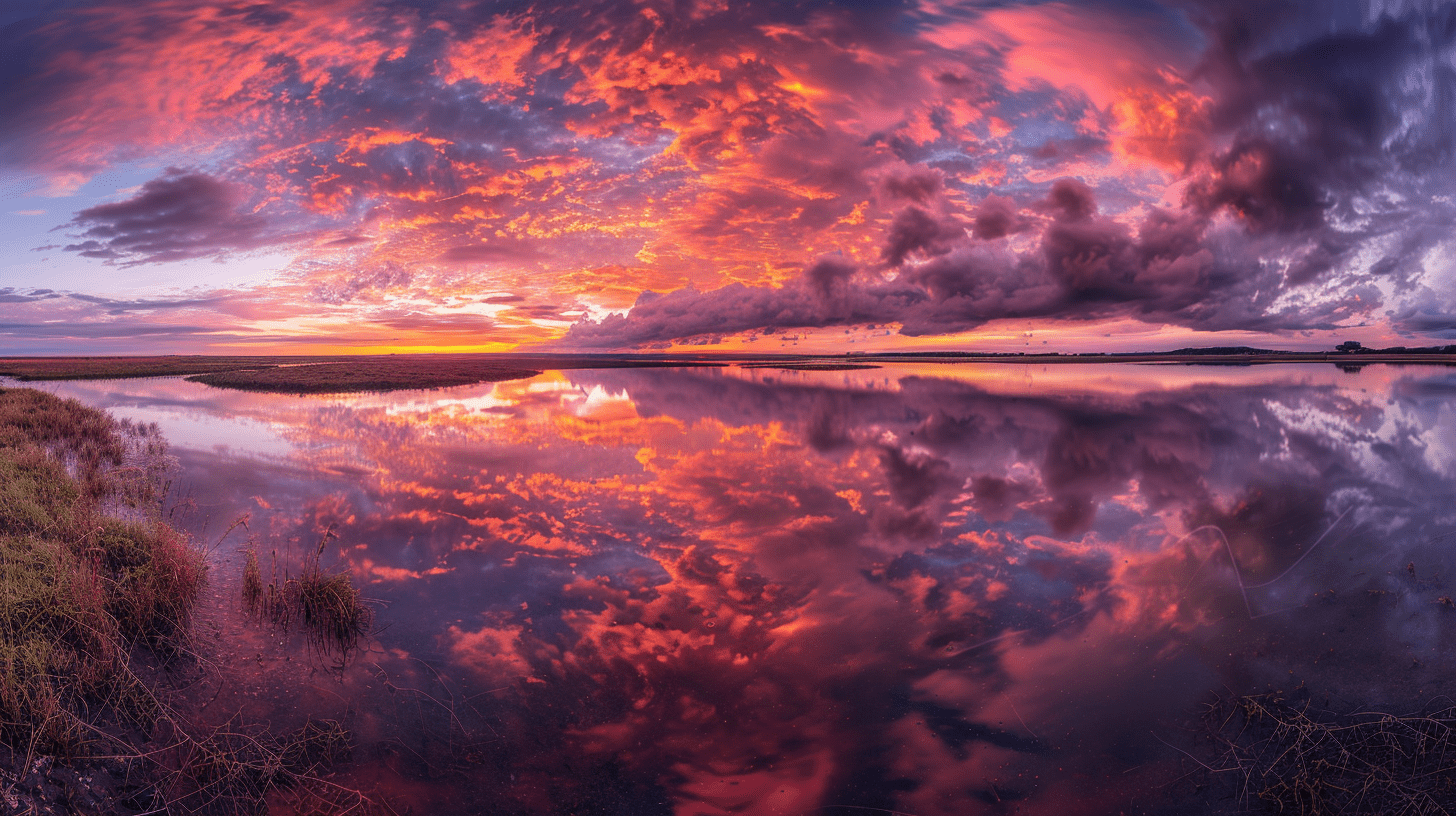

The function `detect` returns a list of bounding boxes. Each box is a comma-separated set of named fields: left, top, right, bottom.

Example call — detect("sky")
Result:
left=1, top=0, right=1454, bottom=355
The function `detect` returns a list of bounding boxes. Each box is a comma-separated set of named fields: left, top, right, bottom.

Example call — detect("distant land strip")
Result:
left=0, top=355, right=296, bottom=380
left=1, top=345, right=1453, bottom=393
left=0, top=354, right=726, bottom=393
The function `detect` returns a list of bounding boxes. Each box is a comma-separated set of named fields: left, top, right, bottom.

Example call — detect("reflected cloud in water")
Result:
left=28, top=363, right=1456, bottom=815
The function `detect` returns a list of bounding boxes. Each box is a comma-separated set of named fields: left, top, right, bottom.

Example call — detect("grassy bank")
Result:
left=0, top=387, right=384, bottom=814
left=0, top=388, right=203, bottom=753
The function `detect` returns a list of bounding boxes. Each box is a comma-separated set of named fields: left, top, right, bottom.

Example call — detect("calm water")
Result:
left=22, top=362, right=1456, bottom=815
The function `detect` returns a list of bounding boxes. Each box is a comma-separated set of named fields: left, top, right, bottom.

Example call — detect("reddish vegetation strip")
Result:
left=186, top=360, right=541, bottom=393
left=0, top=356, right=332, bottom=380
left=0, top=354, right=722, bottom=392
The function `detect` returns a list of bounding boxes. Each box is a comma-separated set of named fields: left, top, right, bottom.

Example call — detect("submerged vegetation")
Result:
left=1203, top=690, right=1456, bottom=814
left=0, top=387, right=386, bottom=814
left=242, top=526, right=373, bottom=661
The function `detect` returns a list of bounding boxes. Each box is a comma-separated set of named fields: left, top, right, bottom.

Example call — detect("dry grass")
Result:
left=157, top=715, right=386, bottom=815
left=1204, top=690, right=1456, bottom=814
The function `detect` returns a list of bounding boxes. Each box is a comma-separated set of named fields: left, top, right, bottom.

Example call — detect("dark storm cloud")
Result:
left=882, top=206, right=964, bottom=267
left=64, top=171, right=285, bottom=264
left=880, top=169, right=943, bottom=204
left=805, top=256, right=858, bottom=298
left=563, top=180, right=1275, bottom=346
left=1391, top=308, right=1456, bottom=339
left=563, top=275, right=934, bottom=348
left=1186, top=3, right=1456, bottom=260
left=1185, top=140, right=1327, bottom=234
left=558, top=1, right=1456, bottom=347
left=970, top=195, right=1028, bottom=241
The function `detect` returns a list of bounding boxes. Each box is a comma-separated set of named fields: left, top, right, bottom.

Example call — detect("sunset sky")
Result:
left=2, top=0, right=1453, bottom=354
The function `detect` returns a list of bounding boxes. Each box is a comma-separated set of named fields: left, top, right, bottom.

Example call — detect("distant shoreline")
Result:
left=1, top=348, right=1452, bottom=393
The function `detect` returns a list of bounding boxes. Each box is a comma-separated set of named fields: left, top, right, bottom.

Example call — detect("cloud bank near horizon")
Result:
left=2, top=0, right=1455, bottom=352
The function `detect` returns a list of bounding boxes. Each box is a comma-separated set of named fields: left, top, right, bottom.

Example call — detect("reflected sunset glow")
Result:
left=29, top=361, right=1456, bottom=814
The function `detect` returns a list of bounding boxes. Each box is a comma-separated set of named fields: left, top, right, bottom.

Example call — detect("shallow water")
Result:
left=23, top=362, right=1456, bottom=815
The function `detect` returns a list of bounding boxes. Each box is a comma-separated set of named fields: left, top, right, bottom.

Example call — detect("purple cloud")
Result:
left=63, top=170, right=284, bottom=264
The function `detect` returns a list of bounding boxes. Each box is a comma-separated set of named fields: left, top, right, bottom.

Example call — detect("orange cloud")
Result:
left=439, top=15, right=539, bottom=96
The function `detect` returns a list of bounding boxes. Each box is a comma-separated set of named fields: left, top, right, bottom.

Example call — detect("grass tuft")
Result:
left=242, top=545, right=263, bottom=615
left=242, top=527, right=373, bottom=661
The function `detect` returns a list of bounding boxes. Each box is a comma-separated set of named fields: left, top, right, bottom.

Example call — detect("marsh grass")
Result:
left=0, top=387, right=388, bottom=814
left=0, top=389, right=201, bottom=757
left=1203, top=690, right=1456, bottom=815
left=0, top=355, right=317, bottom=381
left=188, top=357, right=539, bottom=394
left=243, top=526, right=374, bottom=662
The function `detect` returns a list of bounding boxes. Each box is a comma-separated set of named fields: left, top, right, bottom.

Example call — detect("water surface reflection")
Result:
left=28, top=363, right=1456, bottom=815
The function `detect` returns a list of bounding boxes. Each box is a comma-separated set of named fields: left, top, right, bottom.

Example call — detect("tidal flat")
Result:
left=7, top=358, right=1456, bottom=815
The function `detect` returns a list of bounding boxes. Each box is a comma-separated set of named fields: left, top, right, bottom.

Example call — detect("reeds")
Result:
left=242, top=526, right=373, bottom=661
